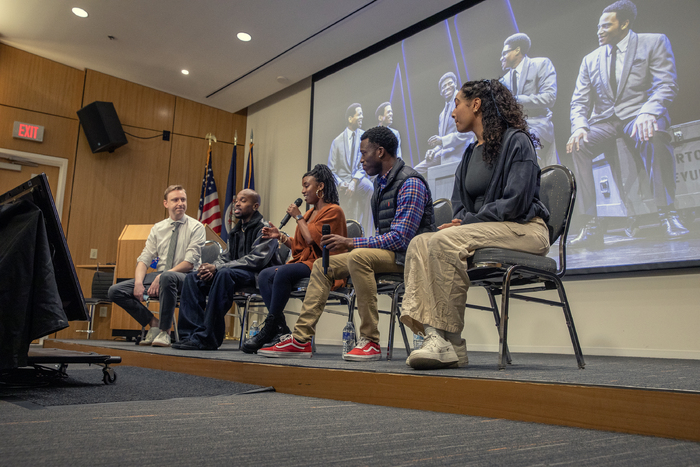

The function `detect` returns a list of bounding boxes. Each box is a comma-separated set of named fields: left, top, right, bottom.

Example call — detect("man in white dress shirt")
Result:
left=376, top=102, right=402, bottom=160
left=566, top=0, right=688, bottom=248
left=328, top=103, right=374, bottom=232
left=108, top=185, right=205, bottom=347
left=499, top=32, right=559, bottom=167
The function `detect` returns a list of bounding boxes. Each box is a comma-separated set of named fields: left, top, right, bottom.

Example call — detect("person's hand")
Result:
left=428, top=135, right=443, bottom=148
left=321, top=234, right=353, bottom=252
left=425, top=149, right=435, bottom=162
left=631, top=113, right=658, bottom=142
left=438, top=219, right=462, bottom=230
left=147, top=274, right=161, bottom=298
left=287, top=203, right=302, bottom=219
left=133, top=283, right=145, bottom=301
left=346, top=179, right=358, bottom=196
left=262, top=222, right=280, bottom=239
left=197, top=263, right=216, bottom=281
left=566, top=128, right=589, bottom=153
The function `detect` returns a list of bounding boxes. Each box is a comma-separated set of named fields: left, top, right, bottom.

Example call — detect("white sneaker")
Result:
left=139, top=327, right=160, bottom=346
left=450, top=339, right=469, bottom=368
left=407, top=332, right=458, bottom=370
left=151, top=331, right=171, bottom=347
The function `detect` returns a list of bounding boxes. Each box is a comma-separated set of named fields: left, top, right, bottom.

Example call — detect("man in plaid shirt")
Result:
left=260, top=126, right=435, bottom=361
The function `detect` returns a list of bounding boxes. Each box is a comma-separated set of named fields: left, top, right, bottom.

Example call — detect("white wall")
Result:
left=247, top=79, right=700, bottom=360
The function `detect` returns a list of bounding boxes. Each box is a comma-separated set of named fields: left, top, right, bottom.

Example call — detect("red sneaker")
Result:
left=343, top=337, right=381, bottom=361
left=258, top=334, right=312, bottom=358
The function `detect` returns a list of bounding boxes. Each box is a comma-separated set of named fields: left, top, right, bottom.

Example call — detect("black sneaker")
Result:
left=172, top=339, right=216, bottom=350
left=261, top=330, right=287, bottom=349
left=241, top=323, right=277, bottom=354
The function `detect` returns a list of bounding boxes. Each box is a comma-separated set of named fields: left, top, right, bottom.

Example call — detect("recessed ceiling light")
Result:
left=72, top=7, right=88, bottom=18
left=237, top=32, right=252, bottom=42
left=181, top=70, right=190, bottom=75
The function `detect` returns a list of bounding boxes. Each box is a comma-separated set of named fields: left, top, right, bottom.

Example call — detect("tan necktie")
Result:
left=164, top=222, right=181, bottom=270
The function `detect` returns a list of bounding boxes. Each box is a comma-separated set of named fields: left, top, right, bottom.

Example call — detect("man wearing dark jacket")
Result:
left=174, top=189, right=281, bottom=350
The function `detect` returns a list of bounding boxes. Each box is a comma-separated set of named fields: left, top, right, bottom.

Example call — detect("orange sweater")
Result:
left=289, top=203, right=347, bottom=271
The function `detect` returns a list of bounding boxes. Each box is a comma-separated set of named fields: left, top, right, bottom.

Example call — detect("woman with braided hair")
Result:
left=242, top=164, right=346, bottom=353
left=402, top=79, right=551, bottom=370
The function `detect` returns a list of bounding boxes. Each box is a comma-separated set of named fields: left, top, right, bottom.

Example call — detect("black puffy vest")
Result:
left=370, top=158, right=436, bottom=265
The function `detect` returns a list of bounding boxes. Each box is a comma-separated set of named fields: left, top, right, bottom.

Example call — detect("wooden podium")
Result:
left=110, top=224, right=161, bottom=333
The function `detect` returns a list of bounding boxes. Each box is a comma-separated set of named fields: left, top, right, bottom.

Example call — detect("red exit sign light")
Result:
left=13, top=121, right=45, bottom=142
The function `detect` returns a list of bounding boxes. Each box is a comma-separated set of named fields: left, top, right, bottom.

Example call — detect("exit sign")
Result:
left=13, top=121, right=45, bottom=142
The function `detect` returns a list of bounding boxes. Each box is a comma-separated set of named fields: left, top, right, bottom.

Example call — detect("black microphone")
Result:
left=322, top=224, right=331, bottom=274
left=279, top=198, right=303, bottom=228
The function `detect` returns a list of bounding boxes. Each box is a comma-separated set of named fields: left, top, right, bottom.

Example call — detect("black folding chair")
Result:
left=466, top=165, right=585, bottom=370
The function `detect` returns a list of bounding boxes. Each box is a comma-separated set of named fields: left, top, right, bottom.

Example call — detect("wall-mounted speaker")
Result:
left=76, top=101, right=128, bottom=153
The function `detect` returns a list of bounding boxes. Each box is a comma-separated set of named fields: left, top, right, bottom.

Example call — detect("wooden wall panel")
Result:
left=168, top=134, right=235, bottom=220
left=0, top=105, right=80, bottom=225
left=83, top=70, right=175, bottom=131
left=173, top=97, right=234, bottom=142
left=0, top=44, right=84, bottom=118
left=66, top=124, right=171, bottom=266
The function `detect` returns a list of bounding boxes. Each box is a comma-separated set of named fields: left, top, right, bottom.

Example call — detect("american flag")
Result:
left=197, top=146, right=221, bottom=234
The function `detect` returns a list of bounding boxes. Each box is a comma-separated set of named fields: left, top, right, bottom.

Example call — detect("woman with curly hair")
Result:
left=401, top=79, right=551, bottom=370
left=242, top=164, right=346, bottom=353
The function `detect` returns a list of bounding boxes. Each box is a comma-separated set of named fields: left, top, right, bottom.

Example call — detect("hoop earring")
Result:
left=316, top=188, right=324, bottom=199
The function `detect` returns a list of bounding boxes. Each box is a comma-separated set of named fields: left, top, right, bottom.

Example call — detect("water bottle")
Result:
left=249, top=320, right=259, bottom=339
left=413, top=332, right=424, bottom=351
left=342, top=321, right=356, bottom=355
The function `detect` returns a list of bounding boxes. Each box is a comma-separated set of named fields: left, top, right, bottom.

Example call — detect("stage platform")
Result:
left=43, top=339, right=700, bottom=442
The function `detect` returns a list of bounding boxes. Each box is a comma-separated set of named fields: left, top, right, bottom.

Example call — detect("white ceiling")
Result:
left=0, top=0, right=466, bottom=113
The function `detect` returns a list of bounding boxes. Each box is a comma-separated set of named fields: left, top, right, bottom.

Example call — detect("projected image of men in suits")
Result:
left=567, top=0, right=689, bottom=248
left=376, top=102, right=402, bottom=160
left=499, top=33, right=559, bottom=167
left=328, top=103, right=374, bottom=234
left=415, top=72, right=474, bottom=176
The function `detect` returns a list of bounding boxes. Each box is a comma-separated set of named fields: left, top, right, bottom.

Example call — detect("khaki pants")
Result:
left=400, top=218, right=549, bottom=334
left=293, top=249, right=404, bottom=344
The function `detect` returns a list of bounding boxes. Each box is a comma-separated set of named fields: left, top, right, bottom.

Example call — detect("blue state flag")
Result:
left=221, top=144, right=237, bottom=243
left=244, top=139, right=255, bottom=190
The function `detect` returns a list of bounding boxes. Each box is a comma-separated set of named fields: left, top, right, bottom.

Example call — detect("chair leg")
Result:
left=86, top=304, right=96, bottom=340
left=486, top=288, right=512, bottom=364
left=237, top=297, right=252, bottom=350
left=551, top=276, right=586, bottom=369
left=172, top=314, right=179, bottom=343
left=497, top=267, right=518, bottom=370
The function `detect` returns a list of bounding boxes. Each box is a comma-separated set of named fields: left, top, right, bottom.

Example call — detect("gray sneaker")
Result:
left=139, top=327, right=160, bottom=346
left=449, top=339, right=468, bottom=367
left=151, top=330, right=171, bottom=347
left=407, top=333, right=458, bottom=370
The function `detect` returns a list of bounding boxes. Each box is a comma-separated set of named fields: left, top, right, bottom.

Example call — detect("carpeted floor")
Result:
left=1, top=378, right=699, bottom=466
left=0, top=365, right=263, bottom=407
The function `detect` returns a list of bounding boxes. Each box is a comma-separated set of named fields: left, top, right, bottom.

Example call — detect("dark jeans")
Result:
left=178, top=268, right=256, bottom=349
left=107, top=271, right=185, bottom=331
left=571, top=116, right=676, bottom=217
left=258, top=263, right=311, bottom=327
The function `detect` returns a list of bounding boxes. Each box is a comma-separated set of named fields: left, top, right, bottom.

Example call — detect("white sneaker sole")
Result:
left=343, top=353, right=381, bottom=361
left=258, top=350, right=312, bottom=358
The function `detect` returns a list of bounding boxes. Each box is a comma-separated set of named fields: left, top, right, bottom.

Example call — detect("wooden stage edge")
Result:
left=45, top=340, right=700, bottom=443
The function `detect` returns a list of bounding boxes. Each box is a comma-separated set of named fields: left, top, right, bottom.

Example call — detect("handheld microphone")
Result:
left=279, top=198, right=303, bottom=228
left=322, top=224, right=331, bottom=274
